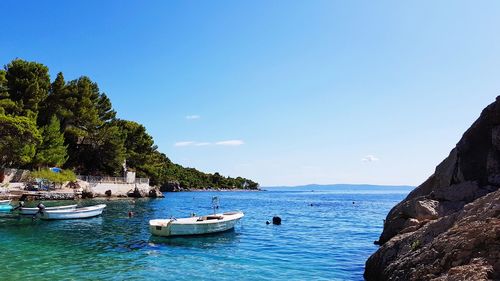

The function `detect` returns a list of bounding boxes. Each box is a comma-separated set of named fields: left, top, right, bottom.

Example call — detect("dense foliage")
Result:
left=30, top=168, right=76, bottom=186
left=0, top=59, right=258, bottom=190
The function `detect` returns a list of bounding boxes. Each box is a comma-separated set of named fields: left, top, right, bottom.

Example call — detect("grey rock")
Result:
left=148, top=187, right=164, bottom=198
left=365, top=96, right=500, bottom=280
left=127, top=187, right=147, bottom=198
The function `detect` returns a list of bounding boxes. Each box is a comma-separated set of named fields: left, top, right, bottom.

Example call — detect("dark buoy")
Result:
left=128, top=211, right=134, bottom=218
left=266, top=221, right=270, bottom=225
left=272, top=216, right=281, bottom=225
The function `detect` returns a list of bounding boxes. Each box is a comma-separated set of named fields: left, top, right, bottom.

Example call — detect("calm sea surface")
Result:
left=0, top=186, right=411, bottom=280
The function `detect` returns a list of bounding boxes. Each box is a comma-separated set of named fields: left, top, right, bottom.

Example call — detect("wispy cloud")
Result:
left=174, top=141, right=195, bottom=147
left=215, top=140, right=245, bottom=146
left=362, top=155, right=379, bottom=162
left=185, top=115, right=200, bottom=120
left=174, top=139, right=245, bottom=147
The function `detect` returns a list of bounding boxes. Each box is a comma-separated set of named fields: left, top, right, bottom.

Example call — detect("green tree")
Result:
left=5, top=59, right=50, bottom=117
left=52, top=76, right=122, bottom=174
left=92, top=124, right=126, bottom=175
left=0, top=113, right=41, bottom=168
left=39, top=72, right=68, bottom=126
left=96, top=93, right=115, bottom=123
left=34, top=115, right=68, bottom=168
left=115, top=119, right=156, bottom=175
left=211, top=172, right=223, bottom=186
left=64, top=122, right=125, bottom=175
left=0, top=70, right=21, bottom=115
left=0, top=58, right=260, bottom=189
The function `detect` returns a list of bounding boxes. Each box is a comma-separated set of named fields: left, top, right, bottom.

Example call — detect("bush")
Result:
left=410, top=240, right=421, bottom=251
left=30, top=168, right=76, bottom=185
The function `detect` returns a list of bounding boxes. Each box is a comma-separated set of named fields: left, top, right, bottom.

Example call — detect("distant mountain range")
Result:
left=262, top=184, right=415, bottom=191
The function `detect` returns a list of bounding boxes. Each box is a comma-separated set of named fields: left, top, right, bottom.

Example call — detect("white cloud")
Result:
left=174, top=139, right=245, bottom=147
left=215, top=140, right=245, bottom=146
left=195, top=142, right=211, bottom=146
left=362, top=155, right=379, bottom=162
left=185, top=115, right=200, bottom=120
left=174, top=141, right=195, bottom=147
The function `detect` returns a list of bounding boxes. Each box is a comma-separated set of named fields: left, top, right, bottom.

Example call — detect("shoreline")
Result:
left=0, top=188, right=261, bottom=201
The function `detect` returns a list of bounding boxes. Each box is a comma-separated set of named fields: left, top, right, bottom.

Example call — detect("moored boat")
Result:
left=0, top=200, right=11, bottom=205
left=0, top=204, right=12, bottom=212
left=149, top=211, right=244, bottom=237
left=38, top=204, right=106, bottom=220
left=19, top=204, right=77, bottom=215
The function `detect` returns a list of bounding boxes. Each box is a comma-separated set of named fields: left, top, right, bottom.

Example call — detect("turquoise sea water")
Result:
left=0, top=186, right=411, bottom=281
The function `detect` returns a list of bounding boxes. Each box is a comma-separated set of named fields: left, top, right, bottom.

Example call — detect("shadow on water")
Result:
left=148, top=229, right=240, bottom=249
left=43, top=216, right=104, bottom=227
left=0, top=214, right=104, bottom=235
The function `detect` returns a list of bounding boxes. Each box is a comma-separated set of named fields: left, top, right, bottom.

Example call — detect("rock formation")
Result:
left=365, top=97, right=500, bottom=280
left=160, top=181, right=183, bottom=192
left=148, top=187, right=164, bottom=198
left=127, top=186, right=148, bottom=198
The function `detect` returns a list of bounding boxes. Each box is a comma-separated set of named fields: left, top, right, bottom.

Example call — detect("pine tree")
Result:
left=0, top=113, right=41, bottom=168
left=39, top=72, right=68, bottom=126
left=5, top=59, right=50, bottom=117
left=34, top=115, right=68, bottom=168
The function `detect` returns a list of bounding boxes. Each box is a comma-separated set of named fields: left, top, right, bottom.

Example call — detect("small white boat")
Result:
left=38, top=204, right=106, bottom=220
left=0, top=200, right=11, bottom=205
left=149, top=211, right=244, bottom=237
left=19, top=204, right=77, bottom=215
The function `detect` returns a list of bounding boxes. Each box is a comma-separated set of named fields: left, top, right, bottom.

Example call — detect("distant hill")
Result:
left=263, top=184, right=414, bottom=191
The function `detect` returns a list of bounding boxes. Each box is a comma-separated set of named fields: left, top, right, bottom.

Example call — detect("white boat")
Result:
left=19, top=204, right=77, bottom=215
left=0, top=200, right=11, bottom=205
left=149, top=211, right=244, bottom=237
left=38, top=204, right=106, bottom=220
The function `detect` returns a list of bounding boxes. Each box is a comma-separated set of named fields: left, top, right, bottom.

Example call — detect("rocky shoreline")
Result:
left=364, top=97, right=500, bottom=280
left=0, top=189, right=165, bottom=201
left=0, top=183, right=259, bottom=201
left=0, top=190, right=77, bottom=201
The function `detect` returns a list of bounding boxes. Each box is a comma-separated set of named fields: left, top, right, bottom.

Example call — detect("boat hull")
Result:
left=0, top=200, right=11, bottom=205
left=0, top=205, right=12, bottom=212
left=39, top=204, right=106, bottom=220
left=20, top=204, right=77, bottom=215
left=149, top=211, right=244, bottom=237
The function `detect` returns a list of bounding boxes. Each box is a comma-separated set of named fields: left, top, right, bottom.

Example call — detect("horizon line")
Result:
left=262, top=183, right=416, bottom=188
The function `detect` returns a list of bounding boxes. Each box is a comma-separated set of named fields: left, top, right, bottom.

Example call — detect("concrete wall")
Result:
left=91, top=182, right=150, bottom=196
left=125, top=171, right=136, bottom=183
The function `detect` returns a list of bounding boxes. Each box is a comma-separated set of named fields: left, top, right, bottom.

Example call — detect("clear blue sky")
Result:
left=1, top=1, right=499, bottom=186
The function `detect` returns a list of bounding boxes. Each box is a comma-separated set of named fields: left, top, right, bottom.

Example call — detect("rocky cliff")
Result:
left=364, top=97, right=500, bottom=280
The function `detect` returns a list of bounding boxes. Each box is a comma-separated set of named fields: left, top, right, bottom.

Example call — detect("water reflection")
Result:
left=149, top=229, right=240, bottom=249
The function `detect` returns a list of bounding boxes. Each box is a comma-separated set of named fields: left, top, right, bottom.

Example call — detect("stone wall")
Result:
left=1, top=168, right=30, bottom=183
left=90, top=182, right=150, bottom=197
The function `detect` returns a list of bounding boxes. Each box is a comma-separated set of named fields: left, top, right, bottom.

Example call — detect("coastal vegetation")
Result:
left=29, top=168, right=76, bottom=187
left=0, top=59, right=258, bottom=190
